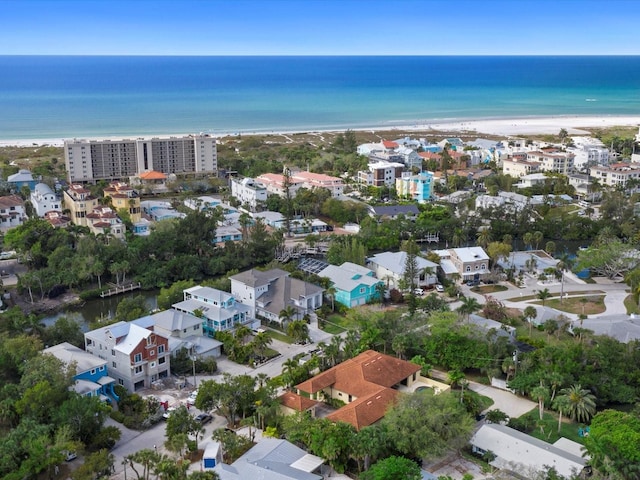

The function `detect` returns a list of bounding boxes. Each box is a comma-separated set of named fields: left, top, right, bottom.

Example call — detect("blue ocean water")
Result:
left=0, top=56, right=639, bottom=139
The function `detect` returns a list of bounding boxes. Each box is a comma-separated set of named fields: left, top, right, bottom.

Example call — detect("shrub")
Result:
left=80, top=288, right=103, bottom=301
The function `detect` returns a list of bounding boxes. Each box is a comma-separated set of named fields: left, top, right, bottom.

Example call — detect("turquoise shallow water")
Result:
left=0, top=56, right=639, bottom=139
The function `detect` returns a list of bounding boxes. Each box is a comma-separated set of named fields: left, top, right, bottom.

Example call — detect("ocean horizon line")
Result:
left=2, top=114, right=639, bottom=148
left=2, top=54, right=640, bottom=58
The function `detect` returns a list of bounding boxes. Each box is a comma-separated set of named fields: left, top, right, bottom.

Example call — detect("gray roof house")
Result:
left=230, top=269, right=324, bottom=324
left=213, top=438, right=324, bottom=480
left=368, top=204, right=420, bottom=220
left=471, top=423, right=587, bottom=478
left=571, top=313, right=640, bottom=343
left=367, top=251, right=438, bottom=290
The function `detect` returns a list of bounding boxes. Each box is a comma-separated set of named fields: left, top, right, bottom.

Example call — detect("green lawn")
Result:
left=624, top=294, right=640, bottom=314
left=471, top=285, right=508, bottom=294
left=516, top=408, right=586, bottom=445
left=264, top=328, right=293, bottom=344
left=544, top=295, right=605, bottom=315
left=320, top=313, right=359, bottom=334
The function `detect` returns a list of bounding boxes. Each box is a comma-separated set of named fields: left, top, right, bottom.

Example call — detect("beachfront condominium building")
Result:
left=526, top=149, right=575, bottom=175
left=589, top=163, right=640, bottom=188
left=64, top=134, right=217, bottom=183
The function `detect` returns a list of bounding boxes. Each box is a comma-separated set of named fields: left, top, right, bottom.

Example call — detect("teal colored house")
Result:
left=43, top=342, right=118, bottom=402
left=318, top=262, right=383, bottom=308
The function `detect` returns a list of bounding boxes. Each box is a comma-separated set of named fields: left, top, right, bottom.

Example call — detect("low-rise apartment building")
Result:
left=589, top=162, right=640, bottom=188
left=526, top=149, right=574, bottom=174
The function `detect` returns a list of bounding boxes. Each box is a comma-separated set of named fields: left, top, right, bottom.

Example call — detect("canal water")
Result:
left=42, top=289, right=159, bottom=330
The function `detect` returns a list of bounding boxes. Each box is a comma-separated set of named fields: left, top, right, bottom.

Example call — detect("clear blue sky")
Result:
left=1, top=0, right=639, bottom=55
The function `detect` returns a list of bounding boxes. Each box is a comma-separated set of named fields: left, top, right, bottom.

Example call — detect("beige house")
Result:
left=294, top=350, right=421, bottom=430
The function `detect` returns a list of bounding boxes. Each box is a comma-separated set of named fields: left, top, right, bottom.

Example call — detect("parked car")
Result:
left=195, top=413, right=212, bottom=425
left=413, top=288, right=424, bottom=296
left=188, top=390, right=199, bottom=403
left=63, top=451, right=77, bottom=462
left=162, top=406, right=176, bottom=420
left=435, top=284, right=445, bottom=293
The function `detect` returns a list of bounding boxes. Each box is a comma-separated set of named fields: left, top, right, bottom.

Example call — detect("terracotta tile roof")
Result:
left=278, top=392, right=319, bottom=411
left=139, top=170, right=167, bottom=180
left=295, top=350, right=420, bottom=430
left=327, top=387, right=399, bottom=430
left=418, top=151, right=441, bottom=159
left=383, top=140, right=399, bottom=149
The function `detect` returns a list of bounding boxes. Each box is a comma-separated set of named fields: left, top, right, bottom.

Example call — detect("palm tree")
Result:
left=476, top=228, right=492, bottom=249
left=287, top=320, right=310, bottom=345
left=452, top=228, right=464, bottom=248
left=552, top=395, right=571, bottom=434
left=374, top=282, right=386, bottom=308
left=523, top=305, right=537, bottom=335
left=523, top=232, right=533, bottom=250
left=537, top=288, right=552, bottom=307
left=279, top=305, right=297, bottom=327
left=531, top=383, right=549, bottom=420
left=447, top=369, right=467, bottom=403
left=533, top=231, right=544, bottom=250
left=457, top=296, right=481, bottom=322
left=324, top=285, right=337, bottom=312
left=559, top=384, right=596, bottom=423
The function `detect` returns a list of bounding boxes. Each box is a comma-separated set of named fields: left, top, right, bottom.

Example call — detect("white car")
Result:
left=188, top=390, right=198, bottom=403
left=435, top=284, right=445, bottom=293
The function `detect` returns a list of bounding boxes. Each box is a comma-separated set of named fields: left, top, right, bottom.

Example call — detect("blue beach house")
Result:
left=318, top=262, right=383, bottom=308
left=43, top=342, right=118, bottom=402
left=7, top=169, right=37, bottom=192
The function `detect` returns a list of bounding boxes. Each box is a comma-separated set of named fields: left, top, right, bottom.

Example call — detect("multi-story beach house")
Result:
left=395, top=171, right=434, bottom=203
left=64, top=184, right=99, bottom=227
left=230, top=268, right=323, bottom=325
left=434, top=247, right=490, bottom=282
left=230, top=177, right=267, bottom=210
left=103, top=182, right=141, bottom=222
left=502, top=158, right=540, bottom=177
left=43, top=342, right=117, bottom=401
left=64, top=134, right=217, bottom=183
left=0, top=195, right=27, bottom=232
left=84, top=317, right=170, bottom=391
left=86, top=206, right=126, bottom=240
left=358, top=160, right=405, bottom=187
left=30, top=183, right=61, bottom=217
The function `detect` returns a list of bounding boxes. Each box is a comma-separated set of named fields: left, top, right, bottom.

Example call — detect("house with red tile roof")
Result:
left=294, top=350, right=421, bottom=430
left=278, top=392, right=320, bottom=417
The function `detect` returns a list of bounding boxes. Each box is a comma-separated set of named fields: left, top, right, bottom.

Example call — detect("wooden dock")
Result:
left=100, top=282, right=142, bottom=298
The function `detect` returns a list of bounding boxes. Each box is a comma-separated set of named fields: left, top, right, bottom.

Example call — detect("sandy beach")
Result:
left=1, top=115, right=639, bottom=147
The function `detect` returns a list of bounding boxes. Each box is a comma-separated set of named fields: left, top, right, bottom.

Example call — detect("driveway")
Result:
left=468, top=381, right=536, bottom=419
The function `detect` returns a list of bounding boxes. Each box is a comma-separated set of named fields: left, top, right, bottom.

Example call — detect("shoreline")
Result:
left=1, top=114, right=639, bottom=147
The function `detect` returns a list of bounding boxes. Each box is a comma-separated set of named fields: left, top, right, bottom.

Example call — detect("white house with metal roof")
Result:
left=470, top=423, right=587, bottom=478
left=212, top=438, right=324, bottom=480
left=367, top=251, right=438, bottom=290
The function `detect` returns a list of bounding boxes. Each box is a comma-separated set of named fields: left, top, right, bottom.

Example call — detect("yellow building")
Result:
left=103, top=182, right=141, bottom=222
left=63, top=184, right=99, bottom=227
